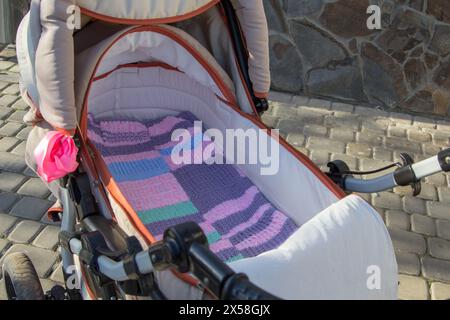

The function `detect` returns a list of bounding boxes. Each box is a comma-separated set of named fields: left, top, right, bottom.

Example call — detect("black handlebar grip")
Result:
left=221, top=273, right=281, bottom=300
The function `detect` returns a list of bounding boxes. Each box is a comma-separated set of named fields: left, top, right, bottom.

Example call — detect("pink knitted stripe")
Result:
left=100, top=120, right=147, bottom=134
left=118, top=173, right=189, bottom=211
left=203, top=186, right=259, bottom=222
left=148, top=116, right=185, bottom=137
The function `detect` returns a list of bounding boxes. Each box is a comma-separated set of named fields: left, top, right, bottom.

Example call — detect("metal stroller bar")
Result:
left=339, top=148, right=450, bottom=193
left=63, top=222, right=280, bottom=300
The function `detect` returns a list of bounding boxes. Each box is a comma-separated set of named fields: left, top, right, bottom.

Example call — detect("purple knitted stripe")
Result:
left=172, top=163, right=255, bottom=213
left=237, top=218, right=298, bottom=257
left=212, top=192, right=269, bottom=235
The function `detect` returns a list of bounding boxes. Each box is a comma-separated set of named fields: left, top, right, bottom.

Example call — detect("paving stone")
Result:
left=355, top=106, right=388, bottom=117
left=398, top=275, right=429, bottom=300
left=384, top=137, right=422, bottom=154
left=373, top=193, right=402, bottom=210
left=0, top=122, right=23, bottom=137
left=426, top=201, right=450, bottom=220
left=0, top=238, right=10, bottom=253
left=40, top=279, right=61, bottom=293
left=307, top=136, right=345, bottom=154
left=8, top=65, right=20, bottom=73
left=308, top=98, right=331, bottom=109
left=403, top=196, right=427, bottom=215
left=418, top=184, right=438, bottom=201
left=0, top=279, right=6, bottom=300
left=346, top=143, right=372, bottom=157
left=303, top=124, right=327, bottom=137
left=0, top=192, right=21, bottom=213
left=0, top=151, right=27, bottom=173
left=329, top=128, right=355, bottom=142
left=23, top=166, right=38, bottom=178
left=10, top=140, right=26, bottom=156
left=388, top=228, right=426, bottom=254
left=430, top=282, right=450, bottom=300
left=425, top=173, right=447, bottom=187
left=32, top=226, right=60, bottom=250
left=15, top=126, right=32, bottom=140
left=11, top=99, right=29, bottom=110
left=330, top=153, right=357, bottom=170
left=298, top=105, right=332, bottom=117
left=0, top=61, right=14, bottom=71
left=0, top=137, right=19, bottom=151
left=428, top=238, right=450, bottom=260
left=0, top=72, right=20, bottom=83
left=436, top=219, right=450, bottom=240
left=2, top=84, right=19, bottom=96
left=437, top=187, right=450, bottom=204
left=390, top=112, right=413, bottom=126
left=421, top=256, right=450, bottom=282
left=388, top=126, right=407, bottom=138
left=0, top=244, right=58, bottom=278
left=261, top=115, right=279, bottom=128
left=407, top=129, right=431, bottom=143
left=0, top=106, right=12, bottom=120
left=360, top=158, right=393, bottom=174
left=423, top=143, right=442, bottom=156
left=357, top=128, right=384, bottom=145
left=393, top=185, right=412, bottom=196
left=0, top=95, right=18, bottom=108
left=286, top=133, right=305, bottom=147
left=309, top=150, right=329, bottom=165
left=0, top=172, right=27, bottom=192
left=17, top=178, right=50, bottom=199
left=431, top=132, right=450, bottom=147
left=412, top=116, right=436, bottom=129
left=268, top=91, right=293, bottom=103
left=50, top=263, right=65, bottom=284
left=271, top=103, right=298, bottom=118
left=331, top=102, right=354, bottom=113
left=385, top=210, right=410, bottom=230
left=278, top=119, right=302, bottom=134
left=372, top=147, right=392, bottom=161
left=7, top=220, right=43, bottom=244
left=437, top=120, right=450, bottom=132
left=396, top=253, right=420, bottom=276
left=9, top=197, right=52, bottom=221
left=291, top=95, right=309, bottom=106
left=411, top=214, right=436, bottom=236
left=0, top=213, right=18, bottom=236
left=324, top=114, right=360, bottom=131
left=0, top=81, right=9, bottom=91
left=7, top=110, right=26, bottom=123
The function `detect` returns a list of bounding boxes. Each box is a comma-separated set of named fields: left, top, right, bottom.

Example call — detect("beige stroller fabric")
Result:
left=28, top=0, right=270, bottom=132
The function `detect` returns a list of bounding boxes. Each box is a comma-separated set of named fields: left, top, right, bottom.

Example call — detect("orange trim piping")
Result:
left=79, top=0, right=220, bottom=25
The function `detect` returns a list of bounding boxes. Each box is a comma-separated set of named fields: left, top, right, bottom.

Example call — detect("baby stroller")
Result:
left=3, top=0, right=449, bottom=300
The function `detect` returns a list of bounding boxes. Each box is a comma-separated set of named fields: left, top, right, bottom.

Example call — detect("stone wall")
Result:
left=265, top=0, right=450, bottom=117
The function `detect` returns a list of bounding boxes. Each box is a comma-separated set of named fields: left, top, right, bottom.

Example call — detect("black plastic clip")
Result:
left=399, top=153, right=421, bottom=196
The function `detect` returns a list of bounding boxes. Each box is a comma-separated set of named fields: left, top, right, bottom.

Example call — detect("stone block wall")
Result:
left=265, top=0, right=450, bottom=117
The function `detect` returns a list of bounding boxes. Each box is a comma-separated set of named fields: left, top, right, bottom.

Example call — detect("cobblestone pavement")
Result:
left=0, top=44, right=449, bottom=300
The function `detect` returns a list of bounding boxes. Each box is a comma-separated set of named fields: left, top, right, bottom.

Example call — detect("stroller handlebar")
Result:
left=67, top=222, right=281, bottom=300
left=343, top=148, right=450, bottom=194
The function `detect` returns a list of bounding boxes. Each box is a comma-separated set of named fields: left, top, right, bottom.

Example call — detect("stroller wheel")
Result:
left=1, top=253, right=45, bottom=300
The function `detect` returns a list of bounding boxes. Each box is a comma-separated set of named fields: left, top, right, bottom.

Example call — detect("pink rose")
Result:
left=34, top=131, right=79, bottom=183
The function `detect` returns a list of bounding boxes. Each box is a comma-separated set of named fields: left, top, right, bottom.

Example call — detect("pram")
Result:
left=3, top=0, right=449, bottom=300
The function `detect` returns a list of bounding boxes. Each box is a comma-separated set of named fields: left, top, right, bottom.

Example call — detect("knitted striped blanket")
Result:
left=88, top=112, right=298, bottom=263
